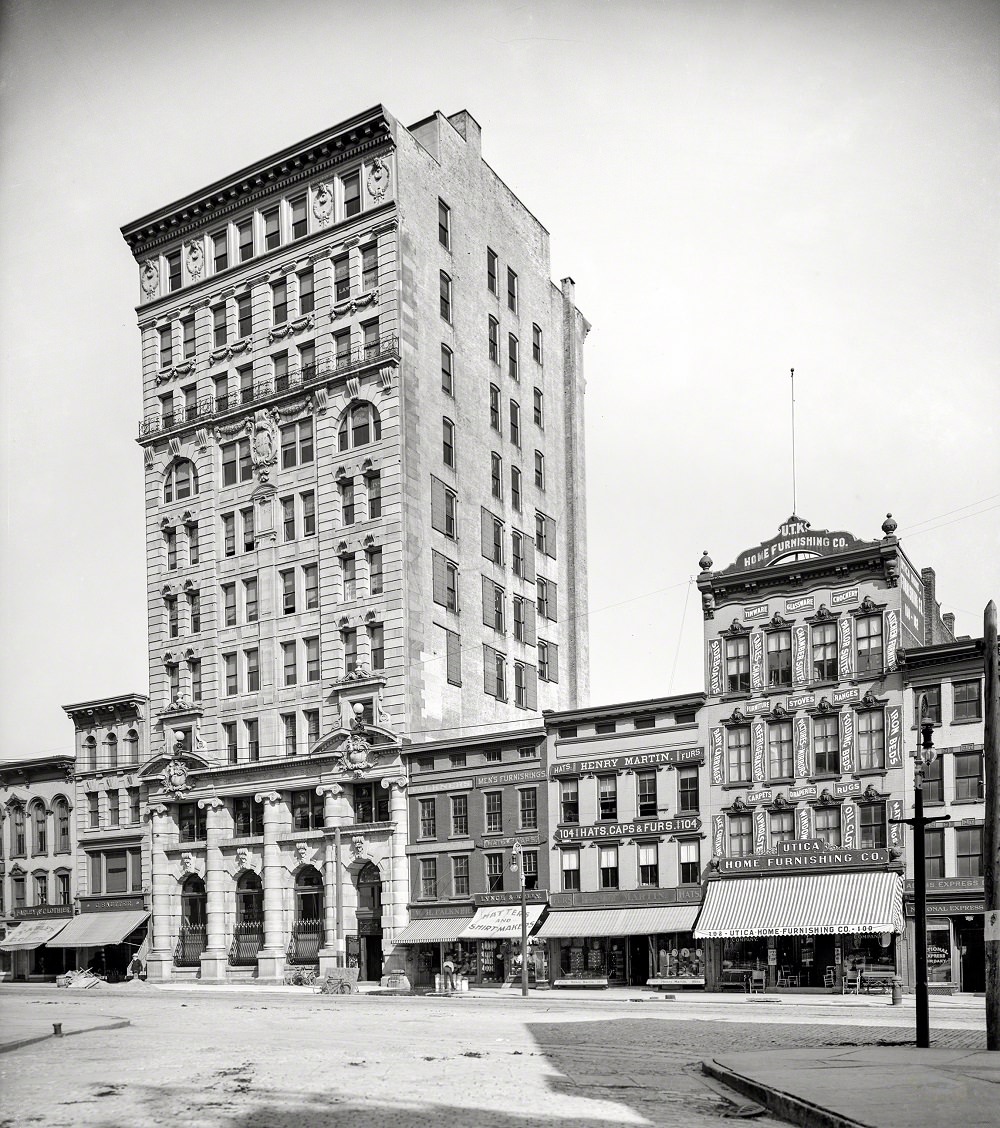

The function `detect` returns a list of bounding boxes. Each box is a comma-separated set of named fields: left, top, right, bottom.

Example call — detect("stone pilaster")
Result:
left=145, top=802, right=175, bottom=981
left=379, top=775, right=410, bottom=986
left=317, top=783, right=347, bottom=975
left=254, top=789, right=286, bottom=983
left=198, top=796, right=229, bottom=982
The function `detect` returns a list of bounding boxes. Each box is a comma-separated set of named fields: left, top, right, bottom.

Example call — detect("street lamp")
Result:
left=893, top=694, right=950, bottom=1048
left=510, top=842, right=529, bottom=998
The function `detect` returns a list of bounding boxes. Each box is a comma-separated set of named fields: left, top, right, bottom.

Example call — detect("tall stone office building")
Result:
left=120, top=106, right=590, bottom=982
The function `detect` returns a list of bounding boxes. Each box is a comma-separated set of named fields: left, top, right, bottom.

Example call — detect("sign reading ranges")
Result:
left=555, top=816, right=701, bottom=842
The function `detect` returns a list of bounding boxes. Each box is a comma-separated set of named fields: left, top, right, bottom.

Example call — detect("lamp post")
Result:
left=510, top=842, right=529, bottom=998
left=893, top=695, right=950, bottom=1048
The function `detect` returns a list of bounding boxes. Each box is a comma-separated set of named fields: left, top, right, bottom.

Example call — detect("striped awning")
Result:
left=694, top=872, right=904, bottom=938
left=393, top=917, right=474, bottom=945
left=0, top=917, right=71, bottom=951
left=535, top=905, right=699, bottom=939
left=46, top=910, right=149, bottom=948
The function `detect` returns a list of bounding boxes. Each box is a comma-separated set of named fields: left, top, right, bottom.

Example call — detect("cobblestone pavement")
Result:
left=0, top=988, right=986, bottom=1128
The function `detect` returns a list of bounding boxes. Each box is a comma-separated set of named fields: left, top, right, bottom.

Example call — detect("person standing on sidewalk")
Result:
left=442, top=952, right=456, bottom=992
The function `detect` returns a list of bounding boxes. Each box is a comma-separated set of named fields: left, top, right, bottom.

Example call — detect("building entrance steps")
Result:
left=704, top=1046, right=999, bottom=1128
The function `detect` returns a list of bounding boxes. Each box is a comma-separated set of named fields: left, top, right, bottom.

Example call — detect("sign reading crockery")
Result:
left=550, top=747, right=704, bottom=777
left=554, top=816, right=701, bottom=842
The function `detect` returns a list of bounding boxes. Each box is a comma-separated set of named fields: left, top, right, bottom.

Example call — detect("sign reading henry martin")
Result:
left=550, top=747, right=704, bottom=778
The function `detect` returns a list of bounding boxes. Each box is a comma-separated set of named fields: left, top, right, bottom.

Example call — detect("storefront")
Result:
left=0, top=912, right=74, bottom=980
left=536, top=905, right=702, bottom=988
left=393, top=912, right=475, bottom=989
left=695, top=866, right=904, bottom=990
left=46, top=896, right=149, bottom=981
left=905, top=880, right=986, bottom=994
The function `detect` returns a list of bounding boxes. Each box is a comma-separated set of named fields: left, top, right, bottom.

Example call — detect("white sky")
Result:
left=1, top=0, right=997, bottom=762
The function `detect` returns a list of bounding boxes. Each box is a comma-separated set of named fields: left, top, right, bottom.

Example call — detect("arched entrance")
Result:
left=288, top=865, right=323, bottom=965
left=356, top=861, right=383, bottom=982
left=175, top=876, right=207, bottom=966
left=230, top=871, right=263, bottom=966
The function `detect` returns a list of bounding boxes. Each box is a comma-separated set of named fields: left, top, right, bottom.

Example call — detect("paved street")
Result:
left=0, top=986, right=987, bottom=1128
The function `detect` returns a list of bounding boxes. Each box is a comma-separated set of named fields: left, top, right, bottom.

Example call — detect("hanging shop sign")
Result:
left=833, top=688, right=859, bottom=704
left=550, top=747, right=704, bottom=778
left=832, top=587, right=860, bottom=607
left=789, top=783, right=818, bottom=800
left=750, top=631, right=765, bottom=690
left=715, top=840, right=891, bottom=874
left=708, top=638, right=724, bottom=695
left=886, top=707, right=903, bottom=768
left=884, top=610, right=900, bottom=673
left=554, top=816, right=701, bottom=843
left=711, top=728, right=724, bottom=785
left=788, top=693, right=815, bottom=710
left=744, top=700, right=771, bottom=716
left=745, top=789, right=773, bottom=805
left=838, top=615, right=855, bottom=678
left=792, top=625, right=809, bottom=686
left=744, top=603, right=770, bottom=621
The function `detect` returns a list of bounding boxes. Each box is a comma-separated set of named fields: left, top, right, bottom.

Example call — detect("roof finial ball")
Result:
left=881, top=513, right=898, bottom=538
left=699, top=550, right=713, bottom=572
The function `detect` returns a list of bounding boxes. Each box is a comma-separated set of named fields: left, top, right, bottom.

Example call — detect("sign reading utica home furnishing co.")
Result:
left=715, top=838, right=891, bottom=874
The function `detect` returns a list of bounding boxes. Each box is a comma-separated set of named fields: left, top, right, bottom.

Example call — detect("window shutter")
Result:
left=547, top=641, right=559, bottom=683
left=432, top=551, right=447, bottom=606
left=431, top=476, right=447, bottom=533
left=523, top=534, right=536, bottom=583
left=481, top=507, right=493, bottom=560
left=446, top=629, right=462, bottom=685
left=545, top=515, right=557, bottom=559
left=524, top=599, right=537, bottom=646
left=548, top=579, right=558, bottom=621
left=525, top=663, right=538, bottom=710
left=483, top=644, right=497, bottom=696
left=482, top=576, right=495, bottom=628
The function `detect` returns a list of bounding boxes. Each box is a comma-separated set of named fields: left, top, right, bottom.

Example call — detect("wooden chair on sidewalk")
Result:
left=747, top=969, right=767, bottom=994
left=842, top=968, right=862, bottom=994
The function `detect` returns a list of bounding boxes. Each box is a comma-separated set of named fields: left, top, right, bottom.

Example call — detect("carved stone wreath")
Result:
left=367, top=156, right=390, bottom=202
left=313, top=183, right=334, bottom=226
left=185, top=240, right=204, bottom=279
left=140, top=260, right=159, bottom=298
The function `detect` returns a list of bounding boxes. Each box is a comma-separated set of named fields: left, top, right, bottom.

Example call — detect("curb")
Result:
left=702, top=1059, right=870, bottom=1128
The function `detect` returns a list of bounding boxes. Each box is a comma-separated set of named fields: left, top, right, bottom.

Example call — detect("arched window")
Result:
left=83, top=736, right=97, bottom=772
left=53, top=797, right=71, bottom=853
left=30, top=801, right=47, bottom=856
left=289, top=865, right=323, bottom=964
left=11, top=804, right=26, bottom=856
left=105, top=732, right=118, bottom=770
left=338, top=403, right=382, bottom=451
left=176, top=875, right=207, bottom=966
left=124, top=730, right=140, bottom=764
left=230, top=871, right=264, bottom=967
left=163, top=459, right=199, bottom=503
left=236, top=871, right=263, bottom=923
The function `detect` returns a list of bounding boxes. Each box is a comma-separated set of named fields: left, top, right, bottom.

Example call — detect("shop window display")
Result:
left=652, top=934, right=704, bottom=982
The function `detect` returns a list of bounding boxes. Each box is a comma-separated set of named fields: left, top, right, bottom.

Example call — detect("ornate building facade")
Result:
left=119, top=106, right=590, bottom=982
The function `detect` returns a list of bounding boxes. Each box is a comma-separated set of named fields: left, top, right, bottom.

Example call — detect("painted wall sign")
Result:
left=886, top=706, right=903, bottom=768
left=550, top=886, right=703, bottom=908
left=474, top=834, right=541, bottom=849
left=750, top=631, right=765, bottom=690
left=797, top=806, right=812, bottom=840
left=708, top=638, right=724, bottom=696
left=744, top=603, right=770, bottom=621
left=745, top=700, right=771, bottom=716
left=554, top=816, right=701, bottom=842
left=792, top=625, right=809, bottom=687
left=15, top=905, right=74, bottom=919
left=788, top=693, right=815, bottom=710
left=899, top=555, right=925, bottom=648
left=477, top=768, right=547, bottom=788
left=710, top=728, right=724, bottom=785
left=550, top=747, right=704, bottom=778
left=751, top=722, right=766, bottom=782
left=474, top=890, right=548, bottom=906
left=841, top=711, right=856, bottom=774
left=745, top=789, right=773, bottom=805
left=793, top=716, right=809, bottom=779
left=905, top=878, right=984, bottom=893
left=832, top=587, right=860, bottom=607
left=79, top=895, right=147, bottom=912
left=888, top=800, right=903, bottom=848
left=884, top=610, right=900, bottom=673
left=833, top=688, right=859, bottom=704
left=789, top=784, right=818, bottom=800
left=724, top=518, right=870, bottom=573
left=753, top=808, right=767, bottom=854
left=409, top=778, right=474, bottom=797
left=842, top=802, right=857, bottom=848
left=834, top=780, right=862, bottom=797
left=838, top=615, right=855, bottom=678
left=905, top=901, right=983, bottom=918
left=712, top=815, right=725, bottom=858
left=786, top=595, right=815, bottom=614
left=410, top=905, right=476, bottom=919
left=716, top=846, right=891, bottom=875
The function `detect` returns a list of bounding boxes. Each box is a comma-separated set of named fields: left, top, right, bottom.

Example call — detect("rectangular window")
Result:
left=925, top=828, right=945, bottom=880
left=342, top=553, right=357, bottom=601
left=283, top=713, right=297, bottom=757
left=954, top=680, right=983, bottom=721
left=487, top=248, right=498, bottom=294
left=291, top=788, right=323, bottom=831
left=305, top=637, right=320, bottom=682
left=451, top=794, right=468, bottom=836
left=561, top=848, right=580, bottom=891
left=509, top=399, right=520, bottom=446
left=296, top=267, right=314, bottom=316
left=922, top=754, right=944, bottom=803
left=445, top=627, right=462, bottom=686
left=638, top=842, right=659, bottom=887
left=419, top=798, right=437, bottom=839
left=187, top=590, right=201, bottom=633
left=222, top=583, right=236, bottom=627
left=729, top=814, right=753, bottom=857
left=815, top=805, right=842, bottom=846
left=442, top=418, right=456, bottom=468
left=438, top=199, right=451, bottom=249
left=245, top=647, right=260, bottom=692
left=488, top=316, right=499, bottom=363
left=233, top=795, right=264, bottom=837
left=770, top=810, right=795, bottom=849
left=367, top=472, right=381, bottom=520
left=636, top=770, right=658, bottom=817
left=522, top=849, right=538, bottom=890
left=283, top=640, right=297, bottom=686
left=508, top=334, right=518, bottom=380
left=858, top=710, right=885, bottom=770
left=767, top=629, right=792, bottom=687
left=484, top=791, right=503, bottom=834
left=305, top=710, right=320, bottom=747
left=419, top=858, right=437, bottom=899
left=519, top=788, right=537, bottom=830
left=166, top=249, right=181, bottom=292
left=534, top=450, right=545, bottom=490
left=679, top=839, right=701, bottom=884
left=599, top=845, right=618, bottom=889
left=510, top=466, right=522, bottom=512
left=272, top=278, right=287, bottom=324
left=859, top=802, right=887, bottom=849
left=178, top=802, right=206, bottom=842
left=212, top=228, right=228, bottom=272
left=954, top=751, right=984, bottom=800
left=368, top=623, right=384, bottom=670
left=342, top=627, right=357, bottom=672
left=452, top=855, right=470, bottom=897
left=506, top=267, right=518, bottom=313
left=263, top=206, right=280, bottom=250
left=432, top=551, right=459, bottom=611
left=165, top=595, right=178, bottom=638
left=159, top=325, right=172, bottom=368
left=768, top=721, right=793, bottom=779
left=334, top=255, right=351, bottom=302
left=439, top=271, right=452, bottom=322
left=361, top=244, right=378, bottom=292
left=237, top=293, right=252, bottom=339
left=224, top=652, right=237, bottom=696
left=956, top=826, right=984, bottom=877
left=491, top=452, right=503, bottom=499
left=290, top=195, right=308, bottom=240
left=282, top=496, right=296, bottom=542
left=727, top=727, right=751, bottom=782
left=187, top=522, right=200, bottom=566
left=213, top=304, right=227, bottom=349
left=677, top=766, right=699, bottom=812
left=812, top=622, right=837, bottom=681
left=240, top=364, right=254, bottom=404
left=916, top=685, right=942, bottom=725
left=560, top=778, right=579, bottom=824
left=367, top=547, right=383, bottom=595
left=281, top=569, right=296, bottom=615
left=598, top=775, right=617, bottom=821
left=814, top=715, right=840, bottom=774
left=857, top=615, right=883, bottom=675
left=533, top=387, right=543, bottom=428
left=486, top=853, right=504, bottom=893
left=182, top=317, right=195, bottom=359
left=441, top=344, right=454, bottom=395
left=301, top=490, right=316, bottom=537
left=532, top=324, right=543, bottom=364
left=303, top=564, right=318, bottom=610
left=340, top=479, right=355, bottom=527
left=343, top=171, right=361, bottom=217
left=489, top=383, right=501, bottom=431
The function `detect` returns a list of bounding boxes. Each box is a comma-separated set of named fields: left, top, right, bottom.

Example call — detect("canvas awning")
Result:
left=458, top=904, right=546, bottom=940
left=45, top=910, right=149, bottom=948
left=392, top=917, right=474, bottom=945
left=693, top=872, right=904, bottom=938
left=0, top=917, right=71, bottom=951
left=534, top=904, right=700, bottom=939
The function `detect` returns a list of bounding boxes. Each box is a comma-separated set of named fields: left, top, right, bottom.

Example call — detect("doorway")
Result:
left=356, top=862, right=383, bottom=981
left=956, top=917, right=985, bottom=993
left=628, top=936, right=649, bottom=985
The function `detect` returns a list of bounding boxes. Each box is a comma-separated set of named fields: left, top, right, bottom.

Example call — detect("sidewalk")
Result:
left=704, top=1046, right=998, bottom=1128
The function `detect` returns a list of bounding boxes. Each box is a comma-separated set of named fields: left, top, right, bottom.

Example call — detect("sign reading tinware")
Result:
left=550, top=747, right=704, bottom=777
left=555, top=817, right=701, bottom=842
left=716, top=840, right=890, bottom=874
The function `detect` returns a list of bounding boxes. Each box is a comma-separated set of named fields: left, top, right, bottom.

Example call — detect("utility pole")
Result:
left=510, top=842, right=529, bottom=998
left=985, top=601, right=999, bottom=1050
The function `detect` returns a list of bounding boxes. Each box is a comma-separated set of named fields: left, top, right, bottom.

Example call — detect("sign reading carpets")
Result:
left=715, top=840, right=891, bottom=875
left=886, top=706, right=903, bottom=768
left=710, top=728, right=724, bottom=785
left=708, top=638, right=724, bottom=695
left=838, top=616, right=855, bottom=678
left=554, top=817, right=701, bottom=842
left=751, top=722, right=766, bottom=782
left=841, top=711, right=856, bottom=773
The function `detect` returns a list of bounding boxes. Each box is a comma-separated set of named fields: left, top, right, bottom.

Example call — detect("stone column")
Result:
left=379, top=776, right=410, bottom=987
left=317, top=783, right=347, bottom=976
left=254, top=790, right=286, bottom=983
left=145, top=802, right=175, bottom=982
left=198, top=796, right=229, bottom=982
